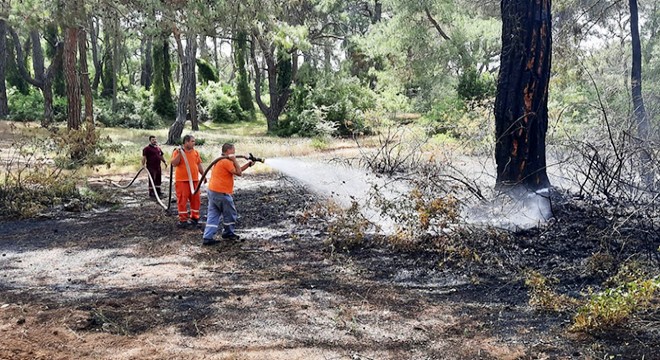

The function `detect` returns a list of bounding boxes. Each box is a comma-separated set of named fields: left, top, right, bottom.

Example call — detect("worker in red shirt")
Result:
left=202, top=143, right=254, bottom=245
left=170, top=135, right=205, bottom=229
left=141, top=135, right=167, bottom=198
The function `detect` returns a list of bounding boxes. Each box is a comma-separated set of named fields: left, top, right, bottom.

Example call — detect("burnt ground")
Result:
left=0, top=172, right=659, bottom=360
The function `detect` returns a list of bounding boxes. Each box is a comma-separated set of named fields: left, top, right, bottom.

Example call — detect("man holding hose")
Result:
left=202, top=143, right=254, bottom=245
left=171, top=134, right=205, bottom=229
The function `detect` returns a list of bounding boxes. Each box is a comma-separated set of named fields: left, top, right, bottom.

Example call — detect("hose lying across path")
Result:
left=108, top=146, right=264, bottom=212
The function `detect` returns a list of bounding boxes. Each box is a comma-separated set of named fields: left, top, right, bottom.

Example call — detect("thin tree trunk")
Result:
left=101, top=18, right=114, bottom=98
left=30, top=30, right=45, bottom=83
left=629, top=0, right=654, bottom=187
left=140, top=35, right=153, bottom=90
left=79, top=27, right=94, bottom=125
left=112, top=18, right=120, bottom=112
left=213, top=36, right=219, bottom=70
left=64, top=27, right=81, bottom=130
left=90, top=17, right=102, bottom=92
left=494, top=0, right=552, bottom=191
left=0, top=19, right=8, bottom=117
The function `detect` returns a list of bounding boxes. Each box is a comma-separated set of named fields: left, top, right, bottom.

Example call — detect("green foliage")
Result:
left=456, top=66, right=495, bottom=102
left=572, top=277, right=659, bottom=332
left=7, top=88, right=67, bottom=123
left=44, top=23, right=66, bottom=97
left=152, top=37, right=175, bottom=119
left=276, top=48, right=293, bottom=95
left=196, top=58, right=219, bottom=84
left=5, top=35, right=29, bottom=95
left=198, top=82, right=250, bottom=124
left=235, top=31, right=254, bottom=113
left=280, top=73, right=376, bottom=137
left=525, top=270, right=579, bottom=312
left=96, top=87, right=163, bottom=129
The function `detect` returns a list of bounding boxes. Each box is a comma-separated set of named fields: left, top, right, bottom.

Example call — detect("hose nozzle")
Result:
left=248, top=153, right=265, bottom=163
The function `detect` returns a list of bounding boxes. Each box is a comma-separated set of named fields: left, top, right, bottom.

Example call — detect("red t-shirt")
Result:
left=142, top=145, right=163, bottom=168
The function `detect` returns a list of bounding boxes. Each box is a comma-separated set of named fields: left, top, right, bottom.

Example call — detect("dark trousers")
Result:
left=147, top=166, right=162, bottom=195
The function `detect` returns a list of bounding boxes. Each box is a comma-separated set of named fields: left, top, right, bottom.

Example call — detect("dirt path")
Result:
left=0, top=173, right=656, bottom=359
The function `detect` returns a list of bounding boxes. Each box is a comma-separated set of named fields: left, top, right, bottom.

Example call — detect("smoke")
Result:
left=462, top=188, right=553, bottom=231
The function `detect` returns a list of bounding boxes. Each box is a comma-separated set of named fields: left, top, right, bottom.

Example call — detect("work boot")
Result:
left=202, top=238, right=218, bottom=246
left=222, top=234, right=240, bottom=242
left=177, top=221, right=190, bottom=229
left=188, top=219, right=200, bottom=229
left=149, top=193, right=156, bottom=198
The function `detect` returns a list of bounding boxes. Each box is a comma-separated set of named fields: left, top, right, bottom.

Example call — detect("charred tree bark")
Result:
left=629, top=0, right=654, bottom=187
left=0, top=19, right=8, bottom=117
left=79, top=27, right=94, bottom=125
left=494, top=0, right=552, bottom=191
left=64, top=27, right=81, bottom=130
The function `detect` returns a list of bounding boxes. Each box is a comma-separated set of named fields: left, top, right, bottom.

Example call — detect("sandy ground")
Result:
left=1, top=172, right=658, bottom=359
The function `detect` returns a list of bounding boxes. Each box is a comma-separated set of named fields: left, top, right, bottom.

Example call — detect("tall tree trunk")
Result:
left=167, top=33, right=197, bottom=144
left=373, top=0, right=382, bottom=24
left=629, top=0, right=654, bottom=187
left=90, top=17, right=102, bottom=92
left=101, top=18, right=114, bottom=98
left=45, top=24, right=66, bottom=97
left=213, top=36, right=219, bottom=70
left=324, top=44, right=332, bottom=74
left=30, top=30, right=45, bottom=83
left=0, top=19, right=8, bottom=117
left=152, top=33, right=175, bottom=119
left=235, top=31, right=254, bottom=113
left=140, top=35, right=153, bottom=90
left=8, top=26, right=63, bottom=127
left=64, top=27, right=81, bottom=130
left=494, top=0, right=552, bottom=191
left=199, top=34, right=210, bottom=61
left=250, top=32, right=294, bottom=133
left=79, top=27, right=94, bottom=125
left=111, top=17, right=120, bottom=112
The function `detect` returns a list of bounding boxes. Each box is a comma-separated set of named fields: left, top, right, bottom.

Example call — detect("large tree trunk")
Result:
left=140, top=35, right=153, bottom=90
left=79, top=27, right=94, bottom=125
left=494, top=0, right=552, bottom=191
left=64, top=27, right=81, bottom=130
left=629, top=0, right=654, bottom=187
left=0, top=19, right=8, bottom=117
left=167, top=33, right=197, bottom=144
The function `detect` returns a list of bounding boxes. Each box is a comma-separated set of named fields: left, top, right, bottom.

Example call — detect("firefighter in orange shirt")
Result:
left=202, top=143, right=254, bottom=245
left=170, top=134, right=205, bottom=229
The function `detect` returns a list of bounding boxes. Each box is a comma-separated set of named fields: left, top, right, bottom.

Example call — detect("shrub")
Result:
left=456, top=66, right=496, bottom=102
left=198, top=82, right=250, bottom=124
left=0, top=127, right=116, bottom=219
left=7, top=88, right=67, bottom=123
left=197, top=58, right=219, bottom=84
left=96, top=88, right=164, bottom=129
left=571, top=277, right=659, bottom=332
left=281, top=74, right=376, bottom=137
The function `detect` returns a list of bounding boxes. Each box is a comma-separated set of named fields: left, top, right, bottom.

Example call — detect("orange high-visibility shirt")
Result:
left=173, top=148, right=202, bottom=182
left=209, top=159, right=236, bottom=194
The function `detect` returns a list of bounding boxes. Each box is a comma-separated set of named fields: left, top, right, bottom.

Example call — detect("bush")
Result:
left=197, top=59, right=219, bottom=84
left=7, top=88, right=67, bottom=123
left=96, top=88, right=164, bottom=129
left=280, top=74, right=376, bottom=137
left=572, top=277, right=659, bottom=332
left=0, top=128, right=116, bottom=218
left=198, top=82, right=250, bottom=124
left=456, top=66, right=496, bottom=102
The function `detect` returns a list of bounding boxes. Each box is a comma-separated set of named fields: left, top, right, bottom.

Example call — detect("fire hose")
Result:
left=108, top=146, right=265, bottom=211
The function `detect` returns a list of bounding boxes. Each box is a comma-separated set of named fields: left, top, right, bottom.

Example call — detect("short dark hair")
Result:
left=183, top=134, right=195, bottom=144
left=222, top=143, right=234, bottom=153
left=149, top=135, right=156, bottom=141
